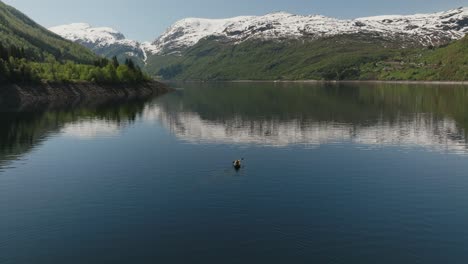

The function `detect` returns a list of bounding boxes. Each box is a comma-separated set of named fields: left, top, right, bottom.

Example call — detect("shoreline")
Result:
left=174, top=80, right=468, bottom=85
left=0, top=81, right=172, bottom=107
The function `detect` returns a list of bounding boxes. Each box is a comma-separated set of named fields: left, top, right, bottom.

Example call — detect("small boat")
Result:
left=233, top=160, right=242, bottom=169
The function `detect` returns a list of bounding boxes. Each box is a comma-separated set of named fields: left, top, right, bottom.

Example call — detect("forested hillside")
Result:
left=364, top=36, right=468, bottom=81
left=148, top=35, right=468, bottom=81
left=0, top=1, right=148, bottom=84
left=146, top=35, right=415, bottom=80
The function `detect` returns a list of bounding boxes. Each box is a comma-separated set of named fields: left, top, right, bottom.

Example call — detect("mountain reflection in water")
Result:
left=0, top=83, right=468, bottom=167
left=144, top=82, right=468, bottom=153
left=0, top=98, right=148, bottom=170
left=1, top=82, right=468, bottom=169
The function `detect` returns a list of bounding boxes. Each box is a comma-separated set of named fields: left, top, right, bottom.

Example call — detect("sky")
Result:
left=3, top=0, right=468, bottom=41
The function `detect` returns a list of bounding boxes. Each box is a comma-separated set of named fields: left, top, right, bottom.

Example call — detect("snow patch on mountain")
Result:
left=141, top=41, right=158, bottom=58
left=49, top=23, right=146, bottom=62
left=148, top=7, right=468, bottom=55
left=49, top=7, right=468, bottom=58
left=49, top=23, right=138, bottom=47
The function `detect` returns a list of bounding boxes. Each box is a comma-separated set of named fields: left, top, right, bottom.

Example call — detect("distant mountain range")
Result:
left=51, top=8, right=468, bottom=56
left=146, top=8, right=468, bottom=54
left=49, top=7, right=468, bottom=81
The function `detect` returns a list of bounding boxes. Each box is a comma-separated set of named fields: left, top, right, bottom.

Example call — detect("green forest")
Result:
left=147, top=34, right=468, bottom=81
left=0, top=43, right=149, bottom=84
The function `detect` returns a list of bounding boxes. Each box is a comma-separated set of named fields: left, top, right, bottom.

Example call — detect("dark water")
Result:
left=2, top=82, right=468, bottom=263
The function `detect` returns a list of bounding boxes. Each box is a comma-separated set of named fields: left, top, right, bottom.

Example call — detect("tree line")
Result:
left=0, top=43, right=149, bottom=84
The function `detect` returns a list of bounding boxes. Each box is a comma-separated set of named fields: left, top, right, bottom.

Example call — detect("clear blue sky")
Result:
left=3, top=0, right=467, bottom=41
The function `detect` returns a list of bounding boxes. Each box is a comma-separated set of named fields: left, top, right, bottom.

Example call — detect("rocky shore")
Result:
left=0, top=81, right=172, bottom=107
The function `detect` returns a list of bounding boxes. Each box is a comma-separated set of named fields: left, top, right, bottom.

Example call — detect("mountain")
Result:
left=49, top=7, right=468, bottom=81
left=0, top=1, right=96, bottom=63
left=147, top=8, right=468, bottom=56
left=144, top=8, right=468, bottom=80
left=49, top=23, right=146, bottom=66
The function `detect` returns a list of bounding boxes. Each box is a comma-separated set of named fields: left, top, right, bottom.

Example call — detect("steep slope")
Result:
left=364, top=35, right=468, bottom=80
left=49, top=23, right=146, bottom=66
left=146, top=34, right=414, bottom=80
left=148, top=34, right=468, bottom=81
left=0, top=1, right=96, bottom=63
left=0, top=1, right=148, bottom=84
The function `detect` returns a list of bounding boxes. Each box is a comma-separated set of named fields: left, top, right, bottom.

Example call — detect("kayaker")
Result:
left=233, top=159, right=241, bottom=169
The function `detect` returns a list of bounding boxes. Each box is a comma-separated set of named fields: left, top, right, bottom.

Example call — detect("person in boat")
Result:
left=233, top=159, right=241, bottom=168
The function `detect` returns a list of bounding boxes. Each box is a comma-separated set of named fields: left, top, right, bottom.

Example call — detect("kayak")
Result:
left=233, top=160, right=242, bottom=169
left=233, top=159, right=243, bottom=169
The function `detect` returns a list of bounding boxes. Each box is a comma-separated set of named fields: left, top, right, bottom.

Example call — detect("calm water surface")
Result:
left=2, top=82, right=468, bottom=263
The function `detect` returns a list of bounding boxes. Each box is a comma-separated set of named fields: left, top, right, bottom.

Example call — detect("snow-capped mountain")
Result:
left=49, top=23, right=146, bottom=64
left=49, top=23, right=129, bottom=47
left=50, top=7, right=468, bottom=61
left=147, top=7, right=468, bottom=55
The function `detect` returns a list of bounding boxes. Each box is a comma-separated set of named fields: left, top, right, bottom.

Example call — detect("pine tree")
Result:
left=125, top=58, right=135, bottom=70
left=112, top=56, right=119, bottom=68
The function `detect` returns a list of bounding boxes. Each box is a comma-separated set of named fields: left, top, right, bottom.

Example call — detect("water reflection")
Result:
left=61, top=120, right=121, bottom=139
left=0, top=98, right=149, bottom=169
left=1, top=82, right=468, bottom=170
left=145, top=82, right=468, bottom=153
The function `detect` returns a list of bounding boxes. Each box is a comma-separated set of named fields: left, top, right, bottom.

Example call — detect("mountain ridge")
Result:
left=48, top=7, right=468, bottom=81
left=50, top=7, right=468, bottom=58
left=49, top=23, right=146, bottom=66
left=148, top=7, right=468, bottom=55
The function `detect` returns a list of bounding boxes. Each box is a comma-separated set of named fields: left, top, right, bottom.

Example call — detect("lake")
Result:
left=2, top=82, right=468, bottom=263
